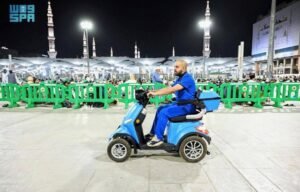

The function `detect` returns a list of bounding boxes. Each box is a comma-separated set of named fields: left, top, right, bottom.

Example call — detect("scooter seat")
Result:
left=169, top=109, right=206, bottom=123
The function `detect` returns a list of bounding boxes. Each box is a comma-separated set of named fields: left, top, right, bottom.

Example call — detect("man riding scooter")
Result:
left=147, top=59, right=196, bottom=147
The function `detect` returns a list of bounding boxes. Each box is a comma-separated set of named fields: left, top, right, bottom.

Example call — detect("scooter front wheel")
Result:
left=107, top=138, right=132, bottom=162
left=179, top=136, right=207, bottom=163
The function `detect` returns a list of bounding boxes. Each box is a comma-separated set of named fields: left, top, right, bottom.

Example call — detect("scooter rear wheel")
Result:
left=107, top=138, right=132, bottom=162
left=179, top=136, right=207, bottom=163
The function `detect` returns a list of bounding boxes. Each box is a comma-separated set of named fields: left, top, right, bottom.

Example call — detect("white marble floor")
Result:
left=0, top=103, right=299, bottom=192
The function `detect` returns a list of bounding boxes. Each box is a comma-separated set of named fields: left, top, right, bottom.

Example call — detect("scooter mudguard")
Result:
left=108, top=103, right=143, bottom=144
left=167, top=121, right=203, bottom=145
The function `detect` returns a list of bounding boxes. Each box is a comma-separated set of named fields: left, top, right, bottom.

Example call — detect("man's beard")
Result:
left=174, top=70, right=184, bottom=77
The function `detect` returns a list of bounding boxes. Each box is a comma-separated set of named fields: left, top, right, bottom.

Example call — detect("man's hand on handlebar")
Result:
left=147, top=91, right=157, bottom=97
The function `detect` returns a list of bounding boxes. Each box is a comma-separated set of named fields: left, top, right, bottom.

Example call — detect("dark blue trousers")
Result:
left=150, top=103, right=195, bottom=140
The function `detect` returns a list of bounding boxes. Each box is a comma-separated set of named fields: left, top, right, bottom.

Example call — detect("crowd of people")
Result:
left=1, top=68, right=300, bottom=86
left=196, top=74, right=300, bottom=85
left=0, top=69, right=20, bottom=84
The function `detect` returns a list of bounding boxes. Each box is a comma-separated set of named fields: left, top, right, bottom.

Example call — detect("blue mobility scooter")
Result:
left=107, top=89, right=220, bottom=162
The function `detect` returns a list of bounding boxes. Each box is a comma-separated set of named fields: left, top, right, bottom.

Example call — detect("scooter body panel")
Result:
left=109, top=103, right=143, bottom=144
left=167, top=121, right=203, bottom=145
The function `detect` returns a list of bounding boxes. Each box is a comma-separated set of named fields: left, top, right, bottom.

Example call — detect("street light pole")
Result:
left=237, top=41, right=244, bottom=81
left=85, top=29, right=90, bottom=75
left=80, top=20, right=93, bottom=76
left=199, top=1, right=211, bottom=79
left=203, top=56, right=206, bottom=79
left=267, top=0, right=276, bottom=79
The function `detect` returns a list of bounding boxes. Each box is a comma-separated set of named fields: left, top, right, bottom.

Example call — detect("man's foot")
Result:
left=145, top=133, right=154, bottom=141
left=147, top=135, right=163, bottom=147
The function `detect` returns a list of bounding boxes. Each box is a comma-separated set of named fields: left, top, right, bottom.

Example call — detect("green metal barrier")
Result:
left=0, top=84, right=5, bottom=101
left=269, top=83, right=283, bottom=108
left=282, top=83, right=300, bottom=101
left=1, top=82, right=299, bottom=110
left=219, top=83, right=269, bottom=109
left=116, top=83, right=136, bottom=109
left=20, top=83, right=67, bottom=109
left=67, top=83, right=116, bottom=109
left=0, top=84, right=20, bottom=108
left=269, top=83, right=300, bottom=108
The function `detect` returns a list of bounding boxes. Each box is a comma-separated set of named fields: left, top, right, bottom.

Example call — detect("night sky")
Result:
left=0, top=0, right=295, bottom=58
